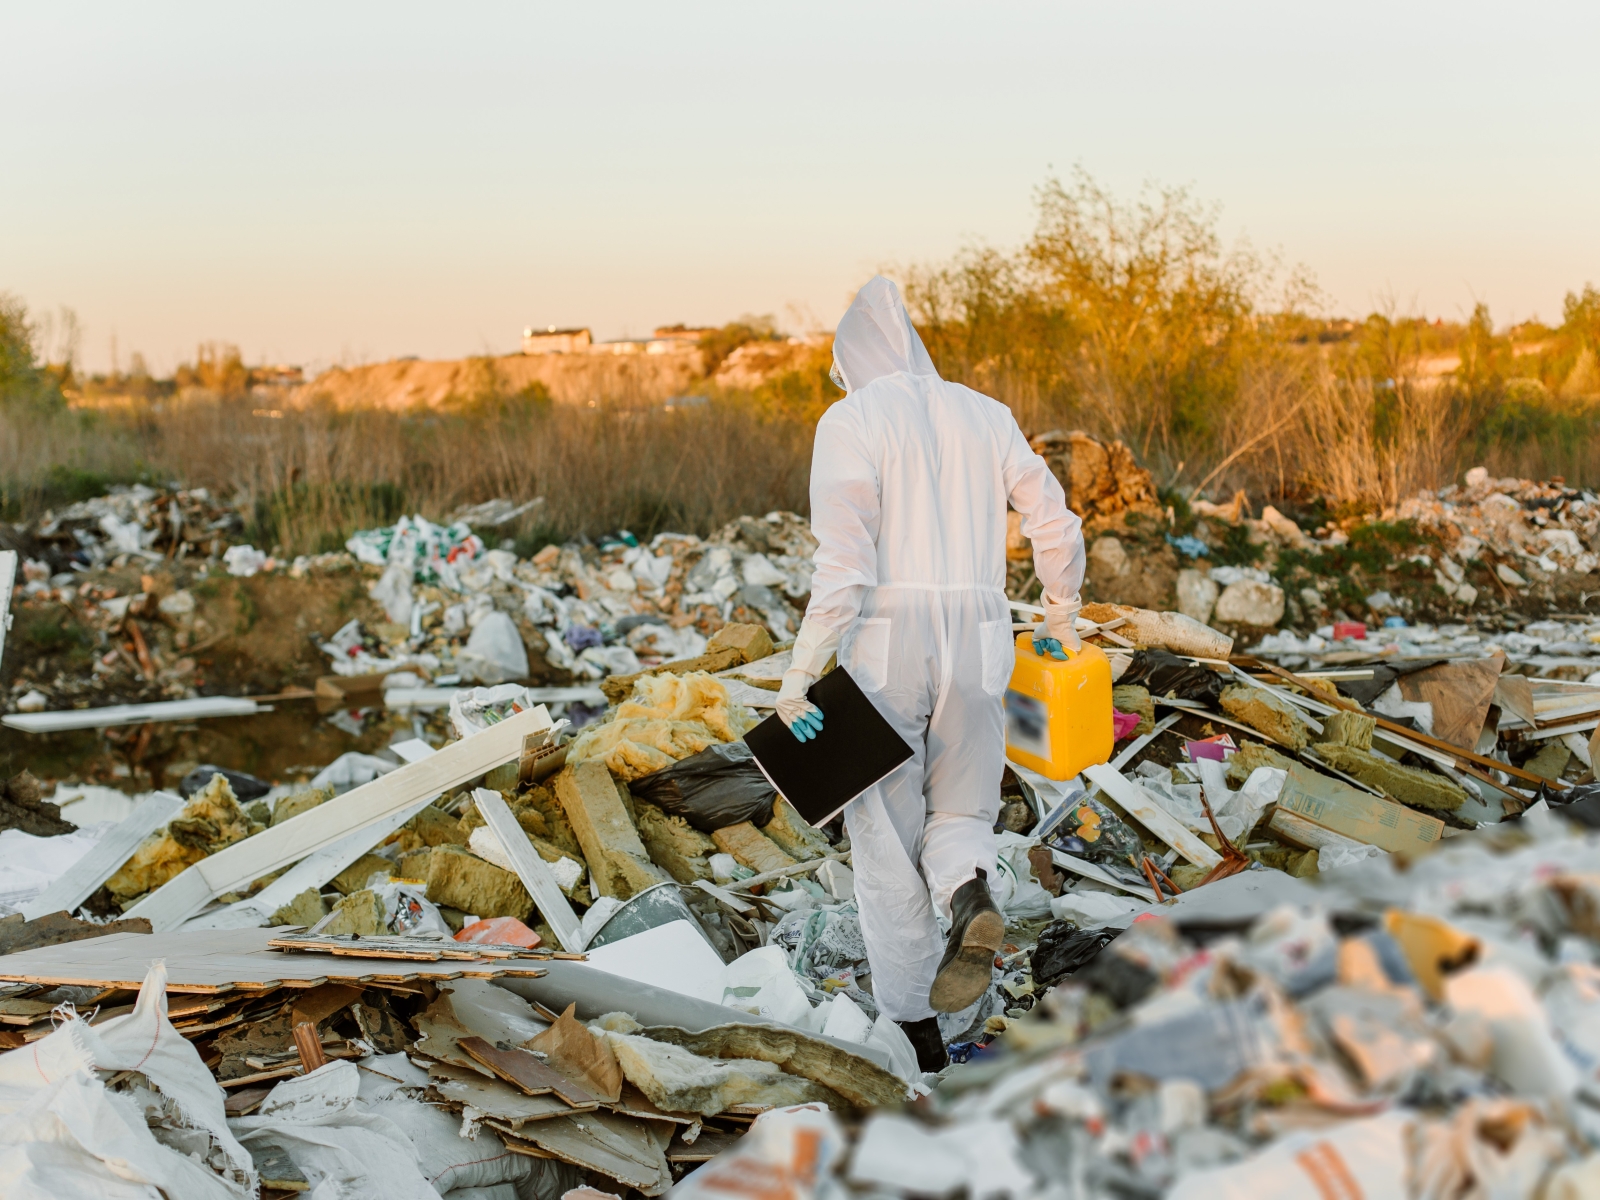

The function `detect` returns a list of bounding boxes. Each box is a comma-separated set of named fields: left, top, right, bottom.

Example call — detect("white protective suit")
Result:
left=793, top=276, right=1085, bottom=1022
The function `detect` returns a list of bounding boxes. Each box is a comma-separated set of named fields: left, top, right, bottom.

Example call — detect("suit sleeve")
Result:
left=795, top=403, right=878, bottom=672
left=1000, top=418, right=1085, bottom=601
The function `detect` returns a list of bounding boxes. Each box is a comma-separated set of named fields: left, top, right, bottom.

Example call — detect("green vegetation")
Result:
left=905, top=170, right=1600, bottom=510
left=5, top=173, right=1599, bottom=551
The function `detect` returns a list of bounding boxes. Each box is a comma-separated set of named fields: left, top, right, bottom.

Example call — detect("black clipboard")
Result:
left=743, top=667, right=915, bottom=828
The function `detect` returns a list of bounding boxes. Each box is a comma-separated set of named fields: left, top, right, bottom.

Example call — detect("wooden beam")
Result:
left=126, top=706, right=552, bottom=931
left=1250, top=659, right=1563, bottom=790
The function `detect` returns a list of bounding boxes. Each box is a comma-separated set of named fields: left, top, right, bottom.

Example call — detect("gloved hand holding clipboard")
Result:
left=743, top=667, right=914, bottom=828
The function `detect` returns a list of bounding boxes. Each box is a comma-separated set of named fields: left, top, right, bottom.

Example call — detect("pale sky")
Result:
left=4, top=2, right=1598, bottom=376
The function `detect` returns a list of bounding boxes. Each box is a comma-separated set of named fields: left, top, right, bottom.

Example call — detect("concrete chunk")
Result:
left=426, top=843, right=533, bottom=920
left=759, top=797, right=831, bottom=861
left=1220, top=685, right=1310, bottom=751
left=555, top=761, right=669, bottom=899
left=712, top=822, right=796, bottom=875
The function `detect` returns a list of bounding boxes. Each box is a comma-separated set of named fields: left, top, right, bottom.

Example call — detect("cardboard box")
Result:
left=1272, top=763, right=1444, bottom=853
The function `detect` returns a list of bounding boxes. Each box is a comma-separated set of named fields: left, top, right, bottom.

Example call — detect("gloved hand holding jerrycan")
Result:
left=1003, top=598, right=1114, bottom=780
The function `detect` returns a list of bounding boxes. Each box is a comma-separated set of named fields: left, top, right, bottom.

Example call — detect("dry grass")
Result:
left=1, top=395, right=814, bottom=555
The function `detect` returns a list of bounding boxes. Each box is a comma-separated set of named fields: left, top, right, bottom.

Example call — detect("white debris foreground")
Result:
left=677, top=811, right=1600, bottom=1200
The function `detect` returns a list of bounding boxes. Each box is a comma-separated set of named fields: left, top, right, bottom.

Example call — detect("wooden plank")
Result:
left=0, top=926, right=548, bottom=992
left=21, top=793, right=186, bottom=921
left=472, top=787, right=585, bottom=953
left=126, top=705, right=553, bottom=930
left=1081, top=763, right=1222, bottom=869
left=457, top=1035, right=598, bottom=1108
left=2, top=695, right=261, bottom=733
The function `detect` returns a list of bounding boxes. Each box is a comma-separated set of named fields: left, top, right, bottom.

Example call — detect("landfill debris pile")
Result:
left=17, top=482, right=247, bottom=575
left=0, top=665, right=934, bottom=1196
left=12, top=461, right=1600, bottom=1196
left=324, top=507, right=817, bottom=703
left=676, top=813, right=1600, bottom=1200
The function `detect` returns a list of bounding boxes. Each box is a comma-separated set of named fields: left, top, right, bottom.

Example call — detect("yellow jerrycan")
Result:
left=1003, top=631, right=1114, bottom=780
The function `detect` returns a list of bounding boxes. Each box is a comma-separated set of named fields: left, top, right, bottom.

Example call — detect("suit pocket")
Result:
left=846, top=618, right=892, bottom=692
left=980, top=618, right=1015, bottom=696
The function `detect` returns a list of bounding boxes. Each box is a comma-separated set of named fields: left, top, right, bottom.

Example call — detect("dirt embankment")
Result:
left=292, top=352, right=706, bottom=410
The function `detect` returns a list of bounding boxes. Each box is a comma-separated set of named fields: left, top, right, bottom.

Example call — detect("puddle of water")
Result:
left=0, top=698, right=457, bottom=796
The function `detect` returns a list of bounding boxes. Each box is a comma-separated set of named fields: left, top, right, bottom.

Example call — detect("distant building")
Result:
left=652, top=325, right=715, bottom=342
left=522, top=326, right=592, bottom=355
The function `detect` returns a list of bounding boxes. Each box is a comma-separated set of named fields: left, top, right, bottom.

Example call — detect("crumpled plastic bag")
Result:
left=231, top=1060, right=438, bottom=1199
left=630, top=741, right=776, bottom=831
left=1031, top=921, right=1120, bottom=988
left=1119, top=648, right=1225, bottom=706
left=448, top=685, right=544, bottom=740
left=456, top=611, right=530, bottom=685
left=1042, top=794, right=1145, bottom=866
left=0, top=961, right=255, bottom=1199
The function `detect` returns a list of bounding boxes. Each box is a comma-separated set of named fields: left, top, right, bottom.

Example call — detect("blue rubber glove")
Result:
left=1032, top=636, right=1068, bottom=661
left=789, top=708, right=825, bottom=742
left=776, top=669, right=825, bottom=742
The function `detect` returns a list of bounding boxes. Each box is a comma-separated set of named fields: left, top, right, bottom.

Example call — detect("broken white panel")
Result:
left=2, top=696, right=260, bottom=733
left=126, top=705, right=552, bottom=931
left=1082, top=763, right=1222, bottom=870
left=183, top=794, right=438, bottom=930
left=0, top=551, right=14, bottom=670
left=471, top=788, right=584, bottom=952
left=1049, top=850, right=1153, bottom=898
left=22, top=791, right=186, bottom=921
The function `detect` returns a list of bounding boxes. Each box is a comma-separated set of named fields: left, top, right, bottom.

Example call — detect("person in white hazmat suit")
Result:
left=775, top=276, right=1086, bottom=1071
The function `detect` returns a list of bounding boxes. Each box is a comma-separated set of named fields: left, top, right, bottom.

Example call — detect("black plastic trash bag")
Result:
left=1540, top=779, right=1600, bottom=828
left=1118, top=649, right=1224, bottom=706
left=1031, top=922, right=1119, bottom=988
left=631, top=741, right=777, bottom=832
left=179, top=765, right=271, bottom=802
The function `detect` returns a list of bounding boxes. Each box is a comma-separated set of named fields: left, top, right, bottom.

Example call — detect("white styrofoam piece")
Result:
left=580, top=919, right=728, bottom=1005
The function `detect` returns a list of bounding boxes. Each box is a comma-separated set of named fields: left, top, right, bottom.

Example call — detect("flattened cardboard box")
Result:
left=1272, top=763, right=1444, bottom=853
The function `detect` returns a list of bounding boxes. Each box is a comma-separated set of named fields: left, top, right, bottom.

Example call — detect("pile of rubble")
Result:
left=320, top=510, right=818, bottom=702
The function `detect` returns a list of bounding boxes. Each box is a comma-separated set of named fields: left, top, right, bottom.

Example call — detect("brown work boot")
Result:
left=928, top=868, right=1003, bottom=1013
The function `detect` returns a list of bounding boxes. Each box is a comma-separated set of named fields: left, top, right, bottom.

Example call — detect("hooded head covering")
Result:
left=830, top=275, right=939, bottom=393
